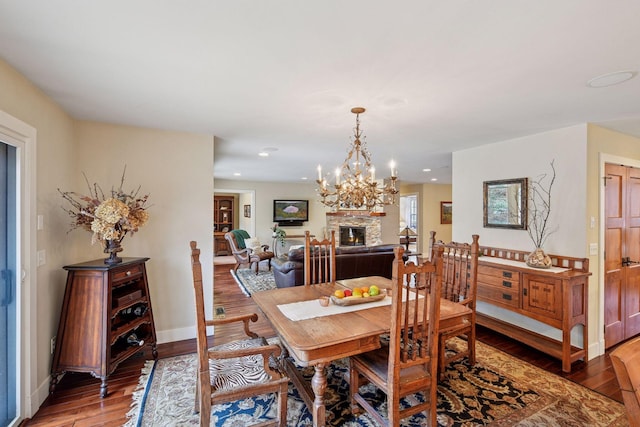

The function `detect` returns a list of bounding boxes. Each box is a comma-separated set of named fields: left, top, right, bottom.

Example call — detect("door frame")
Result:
left=598, top=153, right=640, bottom=355
left=213, top=189, right=256, bottom=236
left=0, top=110, right=37, bottom=423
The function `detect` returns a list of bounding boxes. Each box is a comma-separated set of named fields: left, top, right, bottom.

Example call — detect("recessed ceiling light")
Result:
left=587, top=70, right=638, bottom=88
left=423, top=168, right=431, bottom=172
left=431, top=178, right=438, bottom=182
left=258, top=151, right=269, bottom=157
left=301, top=177, right=308, bottom=180
left=233, top=172, right=241, bottom=176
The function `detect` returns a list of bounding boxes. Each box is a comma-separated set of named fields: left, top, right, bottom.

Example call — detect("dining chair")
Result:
left=349, top=246, right=444, bottom=426
left=429, top=231, right=480, bottom=378
left=610, top=336, right=640, bottom=427
left=225, top=229, right=274, bottom=274
left=189, top=241, right=288, bottom=427
left=304, top=229, right=336, bottom=285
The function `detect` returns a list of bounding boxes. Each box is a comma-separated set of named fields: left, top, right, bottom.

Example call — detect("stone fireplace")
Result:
left=326, top=212, right=383, bottom=246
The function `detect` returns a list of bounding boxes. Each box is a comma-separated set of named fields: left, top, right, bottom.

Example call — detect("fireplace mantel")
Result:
left=326, top=211, right=386, bottom=217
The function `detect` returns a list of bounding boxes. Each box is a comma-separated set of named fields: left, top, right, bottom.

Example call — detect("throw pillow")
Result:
left=244, top=238, right=263, bottom=254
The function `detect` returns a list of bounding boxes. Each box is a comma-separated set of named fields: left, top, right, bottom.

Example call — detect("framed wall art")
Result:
left=243, top=204, right=251, bottom=218
left=483, top=177, right=527, bottom=229
left=440, top=201, right=452, bottom=224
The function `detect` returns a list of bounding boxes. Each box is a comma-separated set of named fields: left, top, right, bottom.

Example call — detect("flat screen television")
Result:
left=273, top=199, right=309, bottom=226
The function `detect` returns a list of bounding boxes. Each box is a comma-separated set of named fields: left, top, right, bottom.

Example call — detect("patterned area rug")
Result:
left=229, top=267, right=277, bottom=296
left=125, top=340, right=627, bottom=426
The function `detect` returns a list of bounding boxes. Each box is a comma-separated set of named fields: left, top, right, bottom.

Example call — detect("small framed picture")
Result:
left=244, top=204, right=251, bottom=218
left=440, top=201, right=452, bottom=224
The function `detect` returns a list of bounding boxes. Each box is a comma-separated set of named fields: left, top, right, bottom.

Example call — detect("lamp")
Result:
left=316, top=107, right=398, bottom=211
left=399, top=226, right=418, bottom=252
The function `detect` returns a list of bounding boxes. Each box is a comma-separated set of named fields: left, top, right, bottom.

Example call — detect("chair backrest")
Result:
left=429, top=231, right=480, bottom=308
left=304, top=230, right=336, bottom=285
left=389, top=246, right=443, bottom=374
left=610, top=336, right=640, bottom=427
left=190, top=241, right=211, bottom=384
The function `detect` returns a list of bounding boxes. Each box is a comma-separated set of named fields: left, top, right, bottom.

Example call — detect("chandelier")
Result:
left=316, top=107, right=398, bottom=211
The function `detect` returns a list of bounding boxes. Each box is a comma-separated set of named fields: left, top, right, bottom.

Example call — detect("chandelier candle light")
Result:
left=316, top=107, right=398, bottom=211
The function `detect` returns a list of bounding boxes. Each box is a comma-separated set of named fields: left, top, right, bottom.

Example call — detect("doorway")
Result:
left=399, top=194, right=418, bottom=252
left=604, top=163, right=640, bottom=348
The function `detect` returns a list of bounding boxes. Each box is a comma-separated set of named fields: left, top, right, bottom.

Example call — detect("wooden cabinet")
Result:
left=50, top=257, right=157, bottom=398
left=476, top=247, right=590, bottom=372
left=214, top=195, right=235, bottom=255
left=214, top=232, right=230, bottom=256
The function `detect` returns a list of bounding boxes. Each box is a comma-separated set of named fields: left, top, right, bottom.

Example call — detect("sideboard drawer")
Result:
left=477, top=272, right=520, bottom=290
left=477, top=284, right=520, bottom=308
left=478, top=264, right=518, bottom=280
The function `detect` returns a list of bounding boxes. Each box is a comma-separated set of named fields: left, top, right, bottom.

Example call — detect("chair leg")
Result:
left=194, top=374, right=200, bottom=413
left=349, top=362, right=362, bottom=415
left=234, top=262, right=240, bottom=272
left=277, top=382, right=288, bottom=427
left=468, top=327, right=476, bottom=366
left=254, top=261, right=259, bottom=275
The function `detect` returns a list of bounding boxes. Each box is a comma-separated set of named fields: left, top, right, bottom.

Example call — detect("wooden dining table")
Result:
left=252, top=276, right=472, bottom=427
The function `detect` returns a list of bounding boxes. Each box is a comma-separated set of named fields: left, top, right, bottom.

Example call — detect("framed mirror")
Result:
left=483, top=178, right=528, bottom=229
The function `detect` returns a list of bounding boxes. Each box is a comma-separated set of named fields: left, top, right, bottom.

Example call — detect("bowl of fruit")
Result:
left=330, top=285, right=384, bottom=306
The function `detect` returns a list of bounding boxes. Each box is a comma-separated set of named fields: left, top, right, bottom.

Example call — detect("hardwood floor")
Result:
left=24, top=262, right=623, bottom=426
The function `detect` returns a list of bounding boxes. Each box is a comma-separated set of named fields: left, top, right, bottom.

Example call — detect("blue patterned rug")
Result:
left=230, top=267, right=277, bottom=296
left=125, top=340, right=626, bottom=426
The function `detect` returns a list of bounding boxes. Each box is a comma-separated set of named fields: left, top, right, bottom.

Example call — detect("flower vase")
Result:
left=526, top=247, right=552, bottom=269
left=104, top=239, right=124, bottom=265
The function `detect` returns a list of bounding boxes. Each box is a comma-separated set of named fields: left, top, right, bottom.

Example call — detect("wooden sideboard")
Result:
left=476, top=246, right=590, bottom=372
left=50, top=257, right=158, bottom=397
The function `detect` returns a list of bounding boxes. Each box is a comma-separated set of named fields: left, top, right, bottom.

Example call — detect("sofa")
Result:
left=271, top=244, right=402, bottom=288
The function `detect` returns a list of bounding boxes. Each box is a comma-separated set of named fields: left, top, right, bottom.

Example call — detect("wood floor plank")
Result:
left=23, top=260, right=625, bottom=426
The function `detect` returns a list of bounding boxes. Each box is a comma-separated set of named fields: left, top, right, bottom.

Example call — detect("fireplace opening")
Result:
left=339, top=226, right=366, bottom=246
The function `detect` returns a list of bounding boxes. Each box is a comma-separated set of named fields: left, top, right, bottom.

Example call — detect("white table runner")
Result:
left=277, top=292, right=420, bottom=321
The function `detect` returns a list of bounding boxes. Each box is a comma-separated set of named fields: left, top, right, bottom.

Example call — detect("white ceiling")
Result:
left=1, top=1, right=640, bottom=185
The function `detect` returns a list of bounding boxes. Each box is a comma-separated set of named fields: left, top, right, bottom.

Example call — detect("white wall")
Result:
left=453, top=124, right=588, bottom=256
left=453, top=124, right=589, bottom=349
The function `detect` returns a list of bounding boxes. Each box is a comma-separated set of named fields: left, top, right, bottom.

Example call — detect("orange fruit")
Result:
left=334, top=289, right=345, bottom=299
left=360, top=286, right=369, bottom=293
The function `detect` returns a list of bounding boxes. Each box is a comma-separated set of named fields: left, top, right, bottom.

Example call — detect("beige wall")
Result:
left=587, top=124, right=640, bottom=353
left=401, top=183, right=452, bottom=253
left=74, top=121, right=214, bottom=343
left=216, top=178, right=401, bottom=251
left=0, top=58, right=77, bottom=414
left=1, top=57, right=215, bottom=413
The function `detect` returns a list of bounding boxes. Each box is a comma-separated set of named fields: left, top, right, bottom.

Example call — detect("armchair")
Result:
left=225, top=229, right=274, bottom=274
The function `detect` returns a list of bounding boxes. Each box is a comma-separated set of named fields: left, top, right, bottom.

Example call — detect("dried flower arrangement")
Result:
left=58, top=167, right=150, bottom=261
